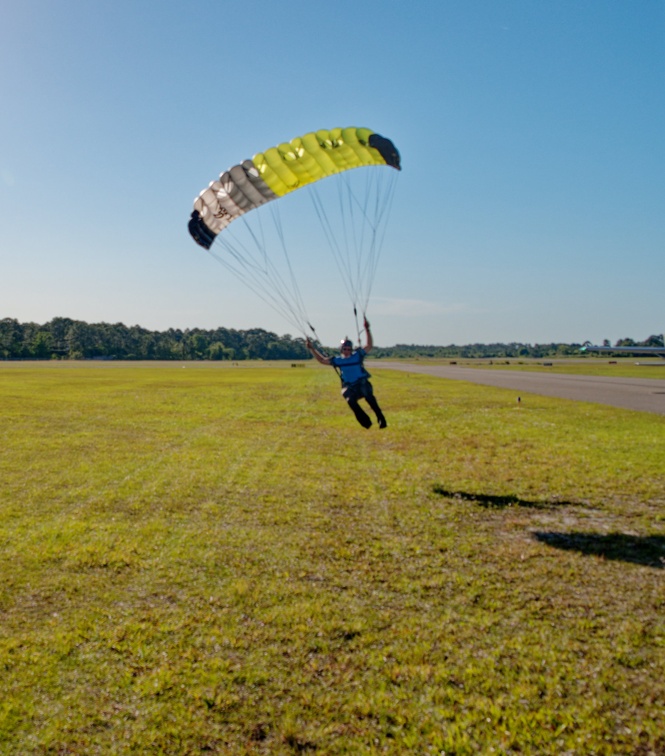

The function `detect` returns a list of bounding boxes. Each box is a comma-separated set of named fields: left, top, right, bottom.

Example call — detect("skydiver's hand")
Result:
left=364, top=317, right=370, bottom=330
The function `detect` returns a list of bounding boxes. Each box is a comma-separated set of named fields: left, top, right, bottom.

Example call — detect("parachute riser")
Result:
left=353, top=305, right=363, bottom=349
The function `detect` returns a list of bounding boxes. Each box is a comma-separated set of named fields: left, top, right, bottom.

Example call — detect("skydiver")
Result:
left=306, top=318, right=387, bottom=429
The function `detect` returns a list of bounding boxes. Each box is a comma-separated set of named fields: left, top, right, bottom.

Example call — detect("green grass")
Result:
left=1, top=363, right=664, bottom=754
left=387, top=356, right=665, bottom=379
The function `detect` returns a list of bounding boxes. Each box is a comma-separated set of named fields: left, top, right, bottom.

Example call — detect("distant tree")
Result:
left=31, top=331, right=55, bottom=359
left=0, top=318, right=23, bottom=358
left=65, top=322, right=91, bottom=359
left=208, top=342, right=234, bottom=360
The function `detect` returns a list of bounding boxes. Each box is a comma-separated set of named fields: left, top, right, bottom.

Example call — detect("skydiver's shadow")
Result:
left=432, top=486, right=580, bottom=510
left=533, top=531, right=665, bottom=569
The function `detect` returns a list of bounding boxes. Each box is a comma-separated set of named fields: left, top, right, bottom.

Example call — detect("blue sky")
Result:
left=2, top=0, right=663, bottom=346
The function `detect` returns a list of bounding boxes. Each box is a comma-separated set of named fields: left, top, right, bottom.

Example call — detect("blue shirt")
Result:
left=330, top=348, right=371, bottom=386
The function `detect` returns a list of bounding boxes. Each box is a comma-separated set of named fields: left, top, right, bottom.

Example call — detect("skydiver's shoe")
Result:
left=378, top=415, right=387, bottom=429
left=354, top=413, right=372, bottom=429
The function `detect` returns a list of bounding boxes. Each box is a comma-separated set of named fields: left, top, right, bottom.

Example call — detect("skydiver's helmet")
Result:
left=340, top=338, right=353, bottom=353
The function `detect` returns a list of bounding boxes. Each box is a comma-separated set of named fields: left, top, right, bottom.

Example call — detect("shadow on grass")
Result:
left=432, top=486, right=579, bottom=510
left=534, top=531, right=665, bottom=569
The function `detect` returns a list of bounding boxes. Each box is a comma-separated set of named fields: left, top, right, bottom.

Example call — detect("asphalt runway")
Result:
left=373, top=362, right=665, bottom=416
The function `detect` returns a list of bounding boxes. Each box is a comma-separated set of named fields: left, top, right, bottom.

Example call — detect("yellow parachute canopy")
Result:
left=189, top=127, right=400, bottom=248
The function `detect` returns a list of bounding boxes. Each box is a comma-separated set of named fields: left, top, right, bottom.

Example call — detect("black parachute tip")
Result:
left=188, top=210, right=216, bottom=250
left=369, top=133, right=401, bottom=171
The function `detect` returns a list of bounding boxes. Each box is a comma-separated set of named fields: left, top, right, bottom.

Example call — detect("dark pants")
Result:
left=342, top=378, right=386, bottom=428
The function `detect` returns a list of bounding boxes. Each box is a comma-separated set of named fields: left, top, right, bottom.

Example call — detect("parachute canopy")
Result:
left=189, top=127, right=400, bottom=249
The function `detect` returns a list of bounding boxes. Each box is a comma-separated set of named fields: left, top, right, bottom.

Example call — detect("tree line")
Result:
left=371, top=342, right=585, bottom=359
left=1, top=317, right=661, bottom=361
left=373, top=335, right=663, bottom=359
left=0, top=318, right=309, bottom=361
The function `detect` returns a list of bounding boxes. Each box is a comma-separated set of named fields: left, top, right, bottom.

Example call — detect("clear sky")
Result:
left=2, top=0, right=663, bottom=347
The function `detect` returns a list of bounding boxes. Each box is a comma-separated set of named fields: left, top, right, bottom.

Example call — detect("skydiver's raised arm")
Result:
left=306, top=338, right=332, bottom=365
left=363, top=318, right=373, bottom=354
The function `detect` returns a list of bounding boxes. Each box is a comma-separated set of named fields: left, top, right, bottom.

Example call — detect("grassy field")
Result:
left=387, top=357, right=665, bottom=380
left=1, top=362, right=664, bottom=754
